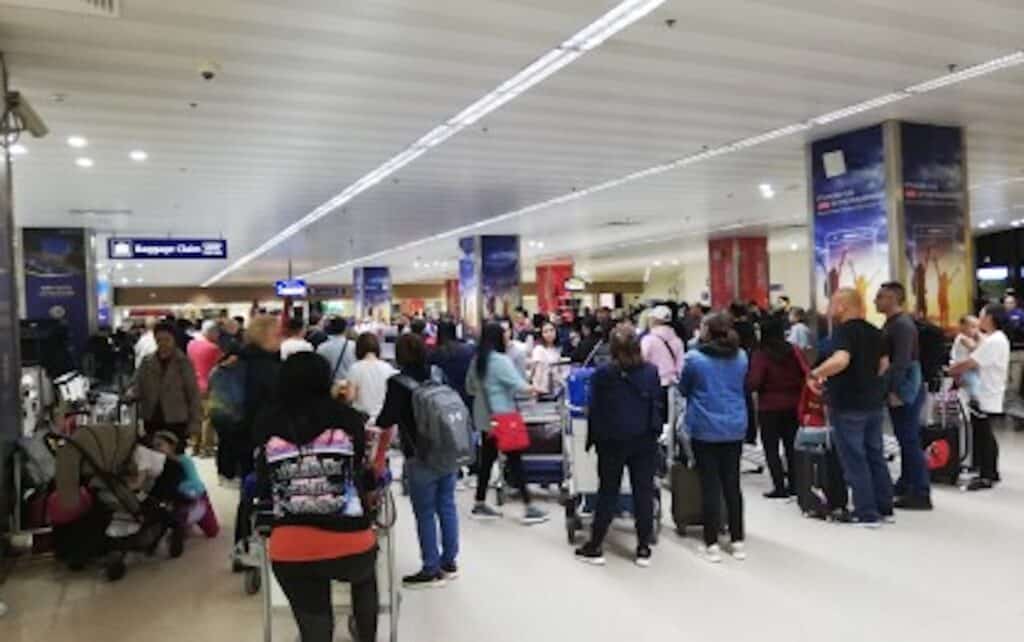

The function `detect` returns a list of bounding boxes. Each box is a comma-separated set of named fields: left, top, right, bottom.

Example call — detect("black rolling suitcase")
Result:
left=670, top=462, right=703, bottom=532
left=793, top=431, right=847, bottom=520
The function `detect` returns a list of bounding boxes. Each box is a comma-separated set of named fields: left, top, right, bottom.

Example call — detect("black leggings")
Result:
left=475, top=433, right=530, bottom=505
left=970, top=406, right=1001, bottom=481
left=273, top=549, right=378, bottom=642
left=759, top=409, right=798, bottom=492
left=692, top=439, right=744, bottom=546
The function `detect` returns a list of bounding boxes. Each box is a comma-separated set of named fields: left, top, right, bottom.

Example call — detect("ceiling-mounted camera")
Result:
left=198, top=61, right=221, bottom=81
left=3, top=91, right=49, bottom=140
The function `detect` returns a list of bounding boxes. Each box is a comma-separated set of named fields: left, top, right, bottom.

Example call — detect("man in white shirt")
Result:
left=949, top=303, right=1011, bottom=491
left=134, top=317, right=158, bottom=369
left=279, top=317, right=314, bottom=361
left=345, top=333, right=397, bottom=424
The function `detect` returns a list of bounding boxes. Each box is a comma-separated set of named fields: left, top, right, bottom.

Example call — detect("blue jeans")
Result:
left=831, top=408, right=894, bottom=522
left=889, top=386, right=931, bottom=498
left=406, top=460, right=459, bottom=574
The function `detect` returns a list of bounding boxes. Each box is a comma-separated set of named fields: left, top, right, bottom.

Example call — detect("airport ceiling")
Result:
left=2, top=0, right=1023, bottom=287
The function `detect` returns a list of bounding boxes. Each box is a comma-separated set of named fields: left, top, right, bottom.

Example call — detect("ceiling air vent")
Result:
left=68, top=208, right=132, bottom=216
left=602, top=218, right=641, bottom=228
left=0, top=0, right=121, bottom=18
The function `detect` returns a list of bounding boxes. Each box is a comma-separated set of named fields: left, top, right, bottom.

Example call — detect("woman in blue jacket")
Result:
left=679, top=313, right=749, bottom=563
left=575, top=327, right=663, bottom=568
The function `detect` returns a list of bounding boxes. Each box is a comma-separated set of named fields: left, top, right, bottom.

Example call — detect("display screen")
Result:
left=275, top=279, right=307, bottom=297
left=976, top=266, right=1009, bottom=281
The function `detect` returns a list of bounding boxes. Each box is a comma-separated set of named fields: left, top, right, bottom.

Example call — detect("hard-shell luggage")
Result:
left=793, top=445, right=847, bottom=519
left=670, top=462, right=702, bottom=532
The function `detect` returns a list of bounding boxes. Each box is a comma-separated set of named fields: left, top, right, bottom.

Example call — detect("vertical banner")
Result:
left=354, top=266, right=391, bottom=324
left=737, top=237, right=769, bottom=309
left=97, top=271, right=112, bottom=329
left=811, top=125, right=890, bottom=326
left=480, top=235, right=521, bottom=320
left=458, top=237, right=479, bottom=334
left=901, top=123, right=969, bottom=333
left=444, top=279, right=460, bottom=319
left=23, top=227, right=90, bottom=353
left=708, top=238, right=736, bottom=309
left=536, top=260, right=574, bottom=314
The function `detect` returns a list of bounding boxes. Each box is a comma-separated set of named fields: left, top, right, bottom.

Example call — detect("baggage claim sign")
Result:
left=108, top=238, right=228, bottom=260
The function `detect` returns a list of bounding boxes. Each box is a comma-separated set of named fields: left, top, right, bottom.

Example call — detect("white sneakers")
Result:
left=701, top=542, right=747, bottom=563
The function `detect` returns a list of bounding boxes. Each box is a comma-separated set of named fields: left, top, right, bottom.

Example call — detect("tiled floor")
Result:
left=2, top=428, right=1023, bottom=642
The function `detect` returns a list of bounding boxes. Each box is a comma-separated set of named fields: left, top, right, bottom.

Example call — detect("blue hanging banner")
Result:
left=480, top=235, right=521, bottom=319
left=108, top=237, right=228, bottom=260
left=353, top=267, right=391, bottom=323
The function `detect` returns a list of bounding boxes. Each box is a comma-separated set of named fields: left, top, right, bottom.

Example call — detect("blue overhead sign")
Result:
left=107, top=238, right=228, bottom=260
left=275, top=279, right=308, bottom=298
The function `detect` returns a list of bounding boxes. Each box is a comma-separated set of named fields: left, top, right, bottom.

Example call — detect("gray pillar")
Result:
left=0, top=148, right=22, bottom=537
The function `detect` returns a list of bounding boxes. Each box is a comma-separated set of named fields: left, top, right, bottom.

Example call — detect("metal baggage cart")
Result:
left=255, top=488, right=401, bottom=642
left=494, top=393, right=569, bottom=506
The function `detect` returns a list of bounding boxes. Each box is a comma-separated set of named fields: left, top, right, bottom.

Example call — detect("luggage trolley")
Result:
left=563, top=369, right=663, bottom=546
left=495, top=392, right=570, bottom=506
left=255, top=488, right=401, bottom=642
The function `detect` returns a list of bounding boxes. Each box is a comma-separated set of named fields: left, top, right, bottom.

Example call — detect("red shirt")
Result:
left=746, top=347, right=805, bottom=413
left=187, top=336, right=221, bottom=395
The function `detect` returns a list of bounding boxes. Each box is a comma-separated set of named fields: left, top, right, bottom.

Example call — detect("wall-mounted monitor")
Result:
left=976, top=266, right=1009, bottom=281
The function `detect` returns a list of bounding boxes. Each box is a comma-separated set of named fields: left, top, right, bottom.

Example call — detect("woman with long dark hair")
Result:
left=679, top=313, right=749, bottom=563
left=254, top=352, right=378, bottom=642
left=747, top=318, right=805, bottom=499
left=574, top=327, right=662, bottom=567
left=465, top=323, right=547, bottom=524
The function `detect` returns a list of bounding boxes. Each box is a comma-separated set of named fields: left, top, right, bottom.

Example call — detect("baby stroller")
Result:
left=51, top=424, right=186, bottom=581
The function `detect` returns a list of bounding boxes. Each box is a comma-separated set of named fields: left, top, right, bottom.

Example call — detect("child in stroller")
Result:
left=53, top=424, right=190, bottom=580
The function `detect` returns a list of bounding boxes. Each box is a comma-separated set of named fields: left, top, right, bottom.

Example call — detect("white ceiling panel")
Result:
left=3, top=0, right=1023, bottom=288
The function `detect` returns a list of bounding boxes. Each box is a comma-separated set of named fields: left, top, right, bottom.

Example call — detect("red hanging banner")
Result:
left=535, top=261, right=574, bottom=314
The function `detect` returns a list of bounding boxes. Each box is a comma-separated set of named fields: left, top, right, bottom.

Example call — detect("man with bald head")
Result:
left=808, top=288, right=894, bottom=527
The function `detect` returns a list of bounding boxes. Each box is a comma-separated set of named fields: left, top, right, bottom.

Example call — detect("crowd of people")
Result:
left=80, top=284, right=1021, bottom=641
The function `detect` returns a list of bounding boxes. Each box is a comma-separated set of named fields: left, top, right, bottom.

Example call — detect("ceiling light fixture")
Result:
left=9, top=143, right=27, bottom=155
left=75, top=157, right=94, bottom=168
left=115, top=263, right=124, bottom=270
left=978, top=219, right=996, bottom=229
left=67, top=135, right=88, bottom=148
left=136, top=277, right=144, bottom=284
left=202, top=0, right=665, bottom=286
left=759, top=183, right=775, bottom=199
left=129, top=150, right=148, bottom=162
left=300, top=49, right=1024, bottom=280
left=671, top=259, right=680, bottom=266
left=790, top=242, right=800, bottom=251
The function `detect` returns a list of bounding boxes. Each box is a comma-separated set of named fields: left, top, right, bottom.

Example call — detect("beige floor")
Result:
left=2, top=428, right=1024, bottom=642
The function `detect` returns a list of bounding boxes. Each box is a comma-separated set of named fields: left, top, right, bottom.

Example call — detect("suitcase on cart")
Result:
left=923, top=389, right=970, bottom=485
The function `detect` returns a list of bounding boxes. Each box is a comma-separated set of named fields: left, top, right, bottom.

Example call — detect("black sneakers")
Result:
left=574, top=544, right=606, bottom=566
left=635, top=546, right=653, bottom=568
left=441, top=562, right=459, bottom=579
left=894, top=495, right=933, bottom=510
left=763, top=489, right=789, bottom=499
left=402, top=570, right=446, bottom=589
left=965, top=478, right=994, bottom=492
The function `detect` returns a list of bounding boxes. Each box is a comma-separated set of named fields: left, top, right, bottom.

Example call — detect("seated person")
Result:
left=152, top=431, right=220, bottom=538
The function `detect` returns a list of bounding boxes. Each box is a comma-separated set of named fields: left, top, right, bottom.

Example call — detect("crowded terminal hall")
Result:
left=2, top=2, right=1024, bottom=641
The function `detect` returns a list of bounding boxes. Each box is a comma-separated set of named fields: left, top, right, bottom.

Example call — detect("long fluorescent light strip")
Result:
left=202, top=0, right=664, bottom=287
left=301, top=49, right=1024, bottom=280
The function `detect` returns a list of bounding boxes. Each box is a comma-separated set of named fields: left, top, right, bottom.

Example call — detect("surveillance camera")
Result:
left=198, top=61, right=221, bottom=81
left=4, top=91, right=49, bottom=138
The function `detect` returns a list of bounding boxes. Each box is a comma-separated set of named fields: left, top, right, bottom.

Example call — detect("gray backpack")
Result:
left=397, top=376, right=475, bottom=474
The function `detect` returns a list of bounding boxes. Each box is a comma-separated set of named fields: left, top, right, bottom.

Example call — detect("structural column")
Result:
left=708, top=237, right=769, bottom=310
left=458, top=235, right=521, bottom=333
left=0, top=148, right=20, bottom=535
left=353, top=267, right=392, bottom=323
left=809, top=121, right=970, bottom=331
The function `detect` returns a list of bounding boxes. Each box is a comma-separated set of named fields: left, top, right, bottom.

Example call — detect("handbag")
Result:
left=490, top=412, right=530, bottom=453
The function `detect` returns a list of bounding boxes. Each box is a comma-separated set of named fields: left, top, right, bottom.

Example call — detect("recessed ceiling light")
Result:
left=96, top=263, right=105, bottom=270
left=9, top=144, right=27, bottom=155
left=120, top=277, right=129, bottom=285
left=75, top=157, right=94, bottom=168
left=790, top=242, right=800, bottom=251
left=129, top=150, right=148, bottom=162
left=115, top=263, right=124, bottom=270
left=135, top=263, right=144, bottom=269
left=136, top=277, right=144, bottom=284
left=671, top=259, right=680, bottom=266
left=67, top=135, right=88, bottom=148
left=653, top=260, right=663, bottom=267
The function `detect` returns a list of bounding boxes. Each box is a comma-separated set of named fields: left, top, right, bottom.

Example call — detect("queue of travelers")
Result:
left=95, top=283, right=1018, bottom=640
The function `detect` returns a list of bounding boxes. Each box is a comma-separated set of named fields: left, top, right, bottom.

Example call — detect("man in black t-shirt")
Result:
left=808, top=288, right=894, bottom=527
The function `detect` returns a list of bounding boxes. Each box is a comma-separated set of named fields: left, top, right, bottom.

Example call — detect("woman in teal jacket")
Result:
left=465, top=323, right=548, bottom=525
left=678, top=312, right=749, bottom=564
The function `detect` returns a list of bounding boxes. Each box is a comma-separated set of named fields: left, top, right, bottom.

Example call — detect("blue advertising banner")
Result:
left=811, top=124, right=889, bottom=326
left=480, top=235, right=521, bottom=319
left=901, top=122, right=968, bottom=332
left=108, top=237, right=228, bottom=260
left=96, top=274, right=112, bottom=329
left=458, top=237, right=479, bottom=334
left=354, top=267, right=391, bottom=323
left=23, top=227, right=90, bottom=353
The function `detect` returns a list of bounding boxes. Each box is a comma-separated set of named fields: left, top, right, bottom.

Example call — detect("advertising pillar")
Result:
left=535, top=260, right=574, bottom=314
left=707, top=237, right=769, bottom=310
left=809, top=122, right=970, bottom=332
left=444, top=279, right=460, bottom=319
left=22, top=227, right=91, bottom=355
left=458, top=235, right=521, bottom=331
left=353, top=267, right=392, bottom=324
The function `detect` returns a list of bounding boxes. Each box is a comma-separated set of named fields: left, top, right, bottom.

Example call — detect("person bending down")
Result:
left=575, top=327, right=663, bottom=567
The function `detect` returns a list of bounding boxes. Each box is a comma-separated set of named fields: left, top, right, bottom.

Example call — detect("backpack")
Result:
left=397, top=376, right=474, bottom=474
left=208, top=360, right=247, bottom=430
